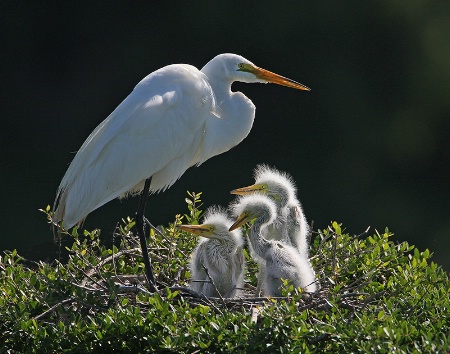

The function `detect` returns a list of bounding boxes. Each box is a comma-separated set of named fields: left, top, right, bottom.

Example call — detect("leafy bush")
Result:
left=1, top=193, right=448, bottom=353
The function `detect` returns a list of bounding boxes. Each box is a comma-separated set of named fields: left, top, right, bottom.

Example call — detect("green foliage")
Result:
left=2, top=196, right=449, bottom=353
left=184, top=191, right=203, bottom=225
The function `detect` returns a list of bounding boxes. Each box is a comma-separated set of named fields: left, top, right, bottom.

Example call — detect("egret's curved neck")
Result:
left=248, top=218, right=271, bottom=258
left=197, top=68, right=255, bottom=164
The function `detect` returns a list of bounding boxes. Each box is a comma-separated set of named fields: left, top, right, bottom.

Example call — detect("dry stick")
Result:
left=308, top=333, right=331, bottom=344
left=111, top=274, right=146, bottom=284
left=33, top=297, right=76, bottom=321
left=250, top=307, right=261, bottom=324
left=169, top=286, right=206, bottom=298
left=169, top=286, right=224, bottom=315
left=71, top=263, right=108, bottom=291
left=117, top=284, right=151, bottom=295
left=72, top=282, right=104, bottom=293
left=339, top=292, right=370, bottom=298
left=143, top=217, right=165, bottom=238
left=111, top=222, right=123, bottom=285
left=357, top=226, right=371, bottom=238
left=81, top=248, right=141, bottom=286
left=298, top=300, right=328, bottom=313
left=201, top=264, right=227, bottom=306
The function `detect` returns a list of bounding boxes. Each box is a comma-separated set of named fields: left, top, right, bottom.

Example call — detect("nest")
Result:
left=34, top=220, right=386, bottom=336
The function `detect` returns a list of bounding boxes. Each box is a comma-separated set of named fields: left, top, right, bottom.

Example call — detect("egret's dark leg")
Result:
left=136, top=177, right=157, bottom=292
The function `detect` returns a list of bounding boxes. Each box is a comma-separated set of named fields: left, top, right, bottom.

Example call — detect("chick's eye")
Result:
left=238, top=63, right=245, bottom=70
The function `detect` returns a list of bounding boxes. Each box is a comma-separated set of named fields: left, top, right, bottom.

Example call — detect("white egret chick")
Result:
left=178, top=208, right=244, bottom=298
left=231, top=165, right=317, bottom=295
left=52, top=53, right=310, bottom=290
left=230, top=195, right=318, bottom=296
left=231, top=164, right=309, bottom=258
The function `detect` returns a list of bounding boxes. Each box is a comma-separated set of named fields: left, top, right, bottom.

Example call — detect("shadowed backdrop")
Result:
left=1, top=1, right=449, bottom=270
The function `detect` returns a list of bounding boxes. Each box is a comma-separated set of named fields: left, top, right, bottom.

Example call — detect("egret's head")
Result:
left=202, top=53, right=310, bottom=90
left=230, top=164, right=297, bottom=207
left=178, top=206, right=242, bottom=244
left=229, top=194, right=277, bottom=231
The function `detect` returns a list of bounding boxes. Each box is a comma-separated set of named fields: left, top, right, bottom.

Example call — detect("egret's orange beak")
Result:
left=230, top=184, right=266, bottom=196
left=229, top=212, right=254, bottom=231
left=177, top=224, right=215, bottom=238
left=248, top=65, right=310, bottom=91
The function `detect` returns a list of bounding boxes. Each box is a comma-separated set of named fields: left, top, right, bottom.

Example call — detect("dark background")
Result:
left=2, top=2, right=449, bottom=270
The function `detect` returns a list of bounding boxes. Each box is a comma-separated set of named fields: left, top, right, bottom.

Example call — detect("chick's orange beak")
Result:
left=177, top=224, right=214, bottom=238
left=229, top=213, right=254, bottom=231
left=231, top=184, right=266, bottom=196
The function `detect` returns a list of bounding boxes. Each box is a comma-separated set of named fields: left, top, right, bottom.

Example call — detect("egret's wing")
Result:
left=193, top=240, right=223, bottom=297
left=285, top=204, right=309, bottom=256
left=190, top=240, right=209, bottom=293
left=54, top=64, right=214, bottom=228
left=232, top=244, right=245, bottom=290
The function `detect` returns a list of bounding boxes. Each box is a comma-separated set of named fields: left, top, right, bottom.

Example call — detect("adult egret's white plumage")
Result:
left=230, top=195, right=318, bottom=296
left=178, top=207, right=244, bottom=298
left=52, top=55, right=309, bottom=229
left=52, top=53, right=310, bottom=290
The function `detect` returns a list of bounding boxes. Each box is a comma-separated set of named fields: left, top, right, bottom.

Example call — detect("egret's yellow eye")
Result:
left=237, top=63, right=251, bottom=72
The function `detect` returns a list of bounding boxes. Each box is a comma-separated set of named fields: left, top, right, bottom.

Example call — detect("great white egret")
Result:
left=230, top=194, right=318, bottom=296
left=178, top=207, right=244, bottom=298
left=52, top=53, right=310, bottom=291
